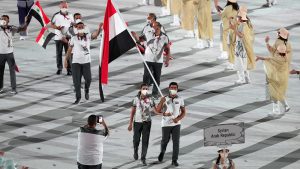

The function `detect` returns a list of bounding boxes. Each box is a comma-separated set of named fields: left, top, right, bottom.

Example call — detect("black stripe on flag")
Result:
left=28, top=10, right=44, bottom=27
left=109, top=30, right=136, bottom=63
left=42, top=32, right=56, bottom=49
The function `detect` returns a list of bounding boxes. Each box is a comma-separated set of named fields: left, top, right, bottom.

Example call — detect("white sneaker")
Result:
left=170, top=15, right=180, bottom=26
left=218, top=51, right=228, bottom=60
left=193, top=39, right=205, bottom=49
left=160, top=7, right=170, bottom=16
left=0, top=88, right=4, bottom=94
left=225, top=63, right=235, bottom=71
left=184, top=31, right=195, bottom=38
left=20, top=36, right=26, bottom=40
left=271, top=0, right=278, bottom=5
left=235, top=79, right=245, bottom=85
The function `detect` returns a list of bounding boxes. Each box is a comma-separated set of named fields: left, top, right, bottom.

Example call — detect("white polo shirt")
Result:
left=141, top=23, right=166, bottom=42
left=144, top=32, right=169, bottom=63
left=161, top=95, right=185, bottom=127
left=69, top=34, right=91, bottom=64
left=132, top=96, right=155, bottom=122
left=77, top=126, right=107, bottom=165
left=51, top=12, right=74, bottom=40
left=0, top=26, right=18, bottom=54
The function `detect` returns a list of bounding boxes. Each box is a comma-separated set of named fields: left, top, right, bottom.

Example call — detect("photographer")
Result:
left=77, top=114, right=109, bottom=169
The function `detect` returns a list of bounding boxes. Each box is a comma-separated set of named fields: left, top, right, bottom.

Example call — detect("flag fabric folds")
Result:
left=27, top=1, right=50, bottom=27
left=99, top=0, right=136, bottom=84
left=36, top=27, right=56, bottom=49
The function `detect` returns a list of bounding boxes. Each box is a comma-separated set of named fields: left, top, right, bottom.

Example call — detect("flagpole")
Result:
left=111, top=0, right=164, bottom=98
left=99, top=27, right=105, bottom=102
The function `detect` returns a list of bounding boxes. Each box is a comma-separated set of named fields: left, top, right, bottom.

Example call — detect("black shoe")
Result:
left=56, top=70, right=62, bottom=75
left=85, top=91, right=89, bottom=100
left=133, top=152, right=138, bottom=160
left=262, top=3, right=271, bottom=7
left=172, top=160, right=179, bottom=166
left=158, top=152, right=164, bottom=162
left=141, top=159, right=147, bottom=166
left=67, top=70, right=72, bottom=76
left=73, top=98, right=81, bottom=104
left=10, top=90, right=18, bottom=95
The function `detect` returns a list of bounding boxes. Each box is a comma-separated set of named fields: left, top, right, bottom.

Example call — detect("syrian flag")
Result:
left=36, top=27, right=55, bottom=49
left=27, top=1, right=50, bottom=27
left=98, top=0, right=136, bottom=101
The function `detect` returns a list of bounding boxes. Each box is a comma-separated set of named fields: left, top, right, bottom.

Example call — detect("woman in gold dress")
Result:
left=219, top=0, right=239, bottom=71
left=256, top=43, right=291, bottom=116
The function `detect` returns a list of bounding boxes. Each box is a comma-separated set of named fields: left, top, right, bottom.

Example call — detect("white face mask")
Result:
left=0, top=20, right=7, bottom=26
left=73, top=27, right=78, bottom=34
left=141, top=90, right=148, bottom=96
left=169, top=89, right=177, bottom=95
left=77, top=29, right=85, bottom=34
left=60, top=8, right=68, bottom=13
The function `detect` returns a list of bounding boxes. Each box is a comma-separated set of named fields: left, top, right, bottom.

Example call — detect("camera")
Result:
left=96, top=115, right=103, bottom=123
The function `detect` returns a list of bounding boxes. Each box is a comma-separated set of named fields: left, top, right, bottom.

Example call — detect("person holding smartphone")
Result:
left=77, top=114, right=109, bottom=169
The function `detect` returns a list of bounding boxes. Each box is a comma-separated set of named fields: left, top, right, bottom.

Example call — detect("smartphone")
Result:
left=97, top=115, right=103, bottom=123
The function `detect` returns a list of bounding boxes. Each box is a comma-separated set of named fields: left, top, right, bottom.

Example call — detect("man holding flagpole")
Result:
left=137, top=22, right=171, bottom=98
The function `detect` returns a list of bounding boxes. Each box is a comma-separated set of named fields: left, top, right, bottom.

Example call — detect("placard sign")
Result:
left=204, top=123, right=245, bottom=147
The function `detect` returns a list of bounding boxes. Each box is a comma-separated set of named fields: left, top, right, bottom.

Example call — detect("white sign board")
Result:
left=204, top=123, right=245, bottom=147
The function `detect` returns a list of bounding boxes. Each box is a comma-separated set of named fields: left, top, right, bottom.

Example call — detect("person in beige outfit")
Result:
left=181, top=0, right=197, bottom=37
left=193, top=0, right=214, bottom=48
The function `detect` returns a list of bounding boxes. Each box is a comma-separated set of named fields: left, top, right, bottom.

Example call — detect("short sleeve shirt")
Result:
left=77, top=126, right=107, bottom=165
left=132, top=96, right=155, bottom=122
left=51, top=12, right=74, bottom=40
left=70, top=34, right=91, bottom=64
left=144, top=33, right=169, bottom=63
left=161, top=95, right=185, bottom=127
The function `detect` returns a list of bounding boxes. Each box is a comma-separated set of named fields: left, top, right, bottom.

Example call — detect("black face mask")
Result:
left=278, top=52, right=286, bottom=57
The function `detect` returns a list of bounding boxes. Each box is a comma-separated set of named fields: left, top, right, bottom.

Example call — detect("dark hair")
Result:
left=137, top=83, right=148, bottom=97
left=216, top=154, right=221, bottom=165
left=169, top=82, right=178, bottom=88
left=154, top=21, right=162, bottom=29
left=1, top=15, right=9, bottom=20
left=225, top=1, right=239, bottom=11
left=74, top=13, right=81, bottom=18
left=278, top=36, right=288, bottom=44
left=149, top=13, right=157, bottom=21
left=88, top=115, right=97, bottom=126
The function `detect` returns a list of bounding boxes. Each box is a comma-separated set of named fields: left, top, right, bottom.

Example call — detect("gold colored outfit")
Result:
left=171, top=0, right=182, bottom=15
left=194, top=0, right=213, bottom=40
left=222, top=5, right=238, bottom=63
left=181, top=0, right=196, bottom=31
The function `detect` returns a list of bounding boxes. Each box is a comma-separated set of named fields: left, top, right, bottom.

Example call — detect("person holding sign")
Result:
left=156, top=82, right=186, bottom=166
left=212, top=149, right=236, bottom=169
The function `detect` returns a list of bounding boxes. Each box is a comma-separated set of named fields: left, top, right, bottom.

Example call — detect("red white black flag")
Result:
left=99, top=0, right=136, bottom=84
left=26, top=1, right=50, bottom=27
left=36, top=27, right=55, bottom=49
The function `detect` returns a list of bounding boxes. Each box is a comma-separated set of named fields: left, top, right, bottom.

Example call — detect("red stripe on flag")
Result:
left=36, top=27, right=47, bottom=42
left=101, top=0, right=117, bottom=84
left=36, top=1, right=50, bottom=25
